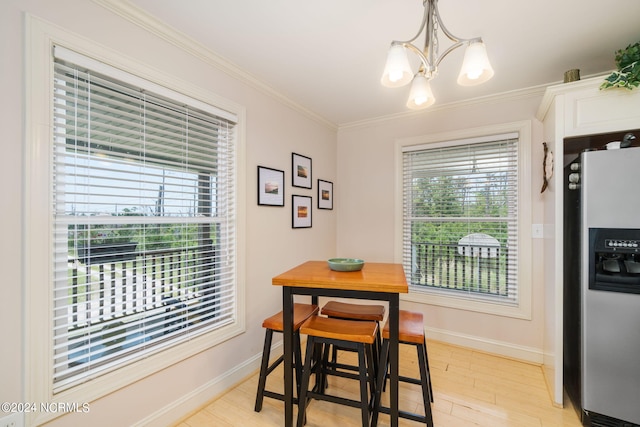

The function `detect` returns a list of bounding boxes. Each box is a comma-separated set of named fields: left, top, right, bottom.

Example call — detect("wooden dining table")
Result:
left=272, top=260, right=408, bottom=427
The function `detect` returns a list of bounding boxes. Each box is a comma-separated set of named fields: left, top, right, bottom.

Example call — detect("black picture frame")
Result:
left=257, top=166, right=285, bottom=206
left=317, top=179, right=333, bottom=210
left=292, top=195, right=312, bottom=228
left=292, top=153, right=312, bottom=189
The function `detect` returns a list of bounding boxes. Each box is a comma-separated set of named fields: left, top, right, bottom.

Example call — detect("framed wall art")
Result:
left=292, top=153, right=312, bottom=189
left=317, top=179, right=333, bottom=210
left=257, top=166, right=285, bottom=206
left=292, top=195, right=312, bottom=228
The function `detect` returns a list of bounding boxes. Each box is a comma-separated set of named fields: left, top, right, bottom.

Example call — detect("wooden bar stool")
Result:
left=254, top=303, right=319, bottom=412
left=296, top=315, right=378, bottom=427
left=321, top=301, right=385, bottom=373
left=373, top=310, right=434, bottom=427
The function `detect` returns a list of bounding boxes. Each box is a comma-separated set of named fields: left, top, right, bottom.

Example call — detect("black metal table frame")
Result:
left=282, top=287, right=401, bottom=427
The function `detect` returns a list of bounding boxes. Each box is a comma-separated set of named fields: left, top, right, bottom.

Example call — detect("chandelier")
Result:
left=381, top=0, right=494, bottom=110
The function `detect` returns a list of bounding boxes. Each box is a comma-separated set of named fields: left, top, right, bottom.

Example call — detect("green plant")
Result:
left=601, top=41, right=640, bottom=90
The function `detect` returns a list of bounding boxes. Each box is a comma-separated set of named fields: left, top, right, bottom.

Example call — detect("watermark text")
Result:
left=1, top=402, right=90, bottom=414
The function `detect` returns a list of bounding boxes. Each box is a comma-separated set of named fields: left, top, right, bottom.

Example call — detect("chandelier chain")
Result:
left=432, top=13, right=439, bottom=59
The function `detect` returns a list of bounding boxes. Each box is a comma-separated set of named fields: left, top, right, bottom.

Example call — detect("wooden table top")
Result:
left=272, top=260, right=408, bottom=294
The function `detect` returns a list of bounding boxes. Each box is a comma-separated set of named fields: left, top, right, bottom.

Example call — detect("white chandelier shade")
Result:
left=406, top=72, right=436, bottom=110
left=457, top=40, right=494, bottom=86
left=381, top=0, right=493, bottom=110
left=380, top=44, right=414, bottom=88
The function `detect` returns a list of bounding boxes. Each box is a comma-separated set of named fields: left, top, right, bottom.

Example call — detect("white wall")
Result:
left=1, top=1, right=336, bottom=425
left=336, top=96, right=547, bottom=361
left=0, top=1, right=571, bottom=424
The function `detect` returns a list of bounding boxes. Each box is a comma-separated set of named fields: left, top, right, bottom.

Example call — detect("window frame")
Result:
left=394, top=121, right=532, bottom=320
left=25, top=16, right=246, bottom=424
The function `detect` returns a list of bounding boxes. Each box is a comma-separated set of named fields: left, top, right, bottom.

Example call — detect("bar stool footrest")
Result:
left=377, top=405, right=430, bottom=424
left=262, top=391, right=301, bottom=405
left=303, top=390, right=373, bottom=411
left=322, top=365, right=363, bottom=382
left=383, top=372, right=422, bottom=386
left=325, top=360, right=361, bottom=373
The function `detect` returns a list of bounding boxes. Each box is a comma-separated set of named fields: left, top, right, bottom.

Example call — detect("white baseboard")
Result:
left=426, top=326, right=544, bottom=365
left=135, top=329, right=543, bottom=426
left=132, top=348, right=269, bottom=427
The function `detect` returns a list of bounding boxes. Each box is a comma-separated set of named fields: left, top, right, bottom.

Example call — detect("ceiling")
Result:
left=127, top=0, right=640, bottom=126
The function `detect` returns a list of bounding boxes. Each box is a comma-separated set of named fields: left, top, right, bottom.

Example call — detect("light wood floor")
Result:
left=174, top=340, right=583, bottom=426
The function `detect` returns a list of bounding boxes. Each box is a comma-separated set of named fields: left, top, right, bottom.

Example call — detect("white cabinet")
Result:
left=536, top=76, right=640, bottom=406
left=538, top=78, right=640, bottom=137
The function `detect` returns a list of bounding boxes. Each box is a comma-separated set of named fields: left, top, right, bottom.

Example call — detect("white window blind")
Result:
left=52, top=49, right=237, bottom=392
left=402, top=135, right=519, bottom=303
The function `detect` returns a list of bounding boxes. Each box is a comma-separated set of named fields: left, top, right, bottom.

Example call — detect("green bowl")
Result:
left=328, top=258, right=365, bottom=272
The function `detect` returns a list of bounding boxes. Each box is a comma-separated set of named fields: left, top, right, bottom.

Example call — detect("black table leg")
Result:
left=283, top=287, right=294, bottom=427
left=389, top=294, right=399, bottom=427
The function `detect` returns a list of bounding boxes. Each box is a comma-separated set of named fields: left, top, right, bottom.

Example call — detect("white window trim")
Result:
left=394, top=121, right=532, bottom=320
left=25, top=15, right=246, bottom=425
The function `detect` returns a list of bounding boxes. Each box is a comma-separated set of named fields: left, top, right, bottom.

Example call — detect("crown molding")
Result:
left=535, top=74, right=609, bottom=121
left=339, top=84, right=548, bottom=131
left=92, top=0, right=338, bottom=131
left=91, top=0, right=607, bottom=134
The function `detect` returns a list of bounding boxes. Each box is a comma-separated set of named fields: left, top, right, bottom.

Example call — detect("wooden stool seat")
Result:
left=254, top=303, right=318, bottom=413
left=382, top=309, right=425, bottom=344
left=301, top=315, right=378, bottom=343
left=321, top=301, right=385, bottom=321
left=262, top=303, right=320, bottom=332
left=321, top=301, right=385, bottom=376
left=297, top=315, right=378, bottom=427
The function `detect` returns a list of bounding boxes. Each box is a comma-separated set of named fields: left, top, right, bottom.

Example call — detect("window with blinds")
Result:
left=402, top=134, right=519, bottom=303
left=52, top=48, right=237, bottom=392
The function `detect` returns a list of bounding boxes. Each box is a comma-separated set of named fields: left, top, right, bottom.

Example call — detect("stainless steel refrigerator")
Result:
left=579, top=145, right=640, bottom=426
